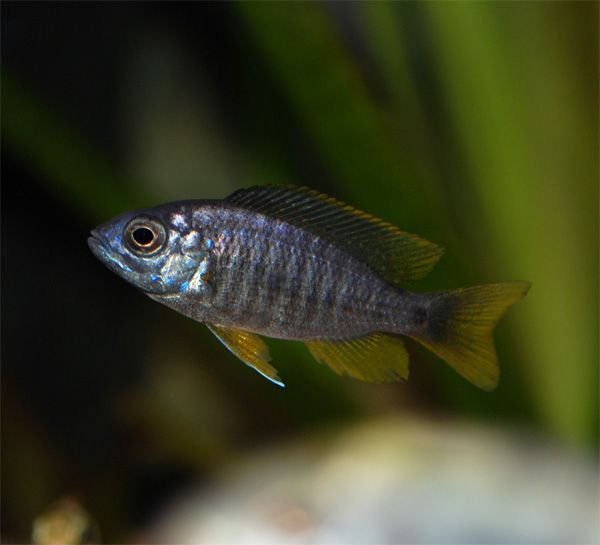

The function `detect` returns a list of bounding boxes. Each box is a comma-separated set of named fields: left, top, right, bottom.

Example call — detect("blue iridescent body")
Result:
left=89, top=186, right=529, bottom=389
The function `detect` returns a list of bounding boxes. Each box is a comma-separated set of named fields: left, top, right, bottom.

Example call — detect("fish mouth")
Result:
left=88, top=230, right=121, bottom=271
left=88, top=229, right=137, bottom=280
left=87, top=230, right=107, bottom=258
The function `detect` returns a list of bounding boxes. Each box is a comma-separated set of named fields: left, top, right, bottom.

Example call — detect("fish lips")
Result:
left=87, top=230, right=110, bottom=263
left=88, top=230, right=133, bottom=278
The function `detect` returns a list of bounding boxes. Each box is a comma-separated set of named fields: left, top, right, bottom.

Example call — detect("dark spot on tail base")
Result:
left=426, top=294, right=458, bottom=342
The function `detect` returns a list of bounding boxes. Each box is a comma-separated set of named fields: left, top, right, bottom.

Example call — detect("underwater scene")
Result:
left=2, top=2, right=598, bottom=544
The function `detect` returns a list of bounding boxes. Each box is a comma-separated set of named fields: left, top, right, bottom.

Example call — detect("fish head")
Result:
left=88, top=202, right=212, bottom=296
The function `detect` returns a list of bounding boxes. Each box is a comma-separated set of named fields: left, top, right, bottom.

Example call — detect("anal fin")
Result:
left=207, top=324, right=284, bottom=387
left=305, top=333, right=409, bottom=382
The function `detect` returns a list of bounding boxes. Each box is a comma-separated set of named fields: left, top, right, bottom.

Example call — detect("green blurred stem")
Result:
left=424, top=2, right=598, bottom=446
left=236, top=2, right=449, bottom=238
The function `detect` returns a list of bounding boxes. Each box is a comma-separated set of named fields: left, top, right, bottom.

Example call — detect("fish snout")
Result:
left=87, top=229, right=105, bottom=250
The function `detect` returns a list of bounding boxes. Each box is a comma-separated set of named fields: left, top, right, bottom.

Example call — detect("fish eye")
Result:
left=132, top=227, right=154, bottom=246
left=124, top=216, right=167, bottom=256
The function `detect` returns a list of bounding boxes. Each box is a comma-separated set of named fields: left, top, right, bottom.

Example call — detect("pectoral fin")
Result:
left=305, top=333, right=409, bottom=382
left=206, top=325, right=284, bottom=387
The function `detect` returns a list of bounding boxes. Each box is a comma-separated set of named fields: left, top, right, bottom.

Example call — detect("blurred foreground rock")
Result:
left=32, top=498, right=100, bottom=545
left=146, top=417, right=598, bottom=544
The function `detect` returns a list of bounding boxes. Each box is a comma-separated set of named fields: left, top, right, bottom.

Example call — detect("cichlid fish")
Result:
left=88, top=186, right=529, bottom=390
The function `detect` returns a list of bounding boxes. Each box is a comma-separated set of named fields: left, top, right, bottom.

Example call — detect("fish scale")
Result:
left=89, top=185, right=529, bottom=389
left=210, top=213, right=364, bottom=337
left=288, top=241, right=316, bottom=327
left=236, top=226, right=255, bottom=315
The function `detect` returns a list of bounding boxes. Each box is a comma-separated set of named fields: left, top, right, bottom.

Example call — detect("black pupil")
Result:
left=132, top=227, right=155, bottom=246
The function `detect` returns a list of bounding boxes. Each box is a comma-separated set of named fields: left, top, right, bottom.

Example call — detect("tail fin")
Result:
left=411, top=282, right=530, bottom=391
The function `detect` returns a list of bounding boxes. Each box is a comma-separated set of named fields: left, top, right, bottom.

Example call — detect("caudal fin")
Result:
left=411, top=282, right=530, bottom=391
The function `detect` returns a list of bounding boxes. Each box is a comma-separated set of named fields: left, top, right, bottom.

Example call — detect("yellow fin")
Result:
left=411, top=282, right=530, bottom=391
left=206, top=325, right=284, bottom=387
left=305, top=333, right=409, bottom=382
left=226, top=185, right=443, bottom=285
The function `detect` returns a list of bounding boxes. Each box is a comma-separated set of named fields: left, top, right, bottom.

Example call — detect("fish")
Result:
left=88, top=185, right=530, bottom=390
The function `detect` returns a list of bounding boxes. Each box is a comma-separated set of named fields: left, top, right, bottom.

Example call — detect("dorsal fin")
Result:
left=305, top=333, right=409, bottom=382
left=226, top=185, right=443, bottom=285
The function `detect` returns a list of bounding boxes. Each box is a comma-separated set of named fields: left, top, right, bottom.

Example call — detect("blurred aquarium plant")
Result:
left=2, top=1, right=597, bottom=542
